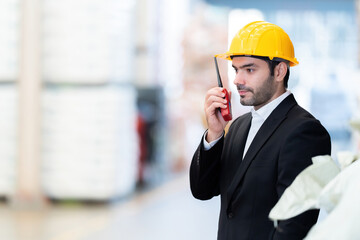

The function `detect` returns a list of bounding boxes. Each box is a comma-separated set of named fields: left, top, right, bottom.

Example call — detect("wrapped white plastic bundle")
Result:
left=305, top=159, right=360, bottom=240
left=0, top=85, right=17, bottom=196
left=41, top=86, right=138, bottom=200
left=0, top=0, right=19, bottom=81
left=269, top=152, right=360, bottom=240
left=42, top=0, right=135, bottom=84
left=269, top=155, right=340, bottom=221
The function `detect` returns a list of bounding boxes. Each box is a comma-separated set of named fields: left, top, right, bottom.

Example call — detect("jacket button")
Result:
left=228, top=212, right=234, bottom=219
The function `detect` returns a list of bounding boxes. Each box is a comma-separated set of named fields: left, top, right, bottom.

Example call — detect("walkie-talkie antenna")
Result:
left=214, top=57, right=223, bottom=88
left=213, top=56, right=232, bottom=121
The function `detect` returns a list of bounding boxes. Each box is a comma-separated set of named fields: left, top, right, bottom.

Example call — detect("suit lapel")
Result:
left=231, top=113, right=252, bottom=166
left=226, top=94, right=297, bottom=204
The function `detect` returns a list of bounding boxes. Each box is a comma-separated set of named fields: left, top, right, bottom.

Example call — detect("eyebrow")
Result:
left=232, top=63, right=257, bottom=69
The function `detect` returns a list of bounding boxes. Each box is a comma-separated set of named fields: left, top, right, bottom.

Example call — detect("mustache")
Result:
left=236, top=84, right=253, bottom=92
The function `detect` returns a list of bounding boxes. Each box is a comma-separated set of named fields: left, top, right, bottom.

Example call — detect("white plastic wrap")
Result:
left=41, top=86, right=138, bottom=200
left=269, top=152, right=360, bottom=240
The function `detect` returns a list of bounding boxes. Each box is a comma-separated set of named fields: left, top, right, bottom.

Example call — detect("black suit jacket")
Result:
left=190, top=94, right=331, bottom=240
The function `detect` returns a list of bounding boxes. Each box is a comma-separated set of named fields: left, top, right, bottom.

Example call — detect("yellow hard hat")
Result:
left=216, top=21, right=299, bottom=66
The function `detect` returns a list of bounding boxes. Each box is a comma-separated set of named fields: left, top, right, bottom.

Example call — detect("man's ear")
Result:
left=274, top=62, right=288, bottom=82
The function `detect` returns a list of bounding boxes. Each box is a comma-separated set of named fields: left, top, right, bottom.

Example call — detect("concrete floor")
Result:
left=0, top=174, right=220, bottom=240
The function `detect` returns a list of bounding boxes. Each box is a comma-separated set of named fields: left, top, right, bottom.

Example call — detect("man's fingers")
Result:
left=206, top=87, right=225, bottom=98
left=207, top=103, right=227, bottom=113
left=206, top=95, right=227, bottom=107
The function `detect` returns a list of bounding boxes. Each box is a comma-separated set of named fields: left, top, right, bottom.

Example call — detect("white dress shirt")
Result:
left=204, top=91, right=291, bottom=160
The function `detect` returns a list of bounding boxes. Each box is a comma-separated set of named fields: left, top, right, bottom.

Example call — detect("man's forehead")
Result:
left=232, top=56, right=267, bottom=66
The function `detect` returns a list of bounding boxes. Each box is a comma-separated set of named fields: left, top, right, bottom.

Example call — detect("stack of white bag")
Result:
left=41, top=86, right=138, bottom=200
left=269, top=151, right=360, bottom=239
left=0, top=86, right=17, bottom=197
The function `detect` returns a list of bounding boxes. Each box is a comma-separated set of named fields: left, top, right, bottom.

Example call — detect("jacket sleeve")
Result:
left=273, top=119, right=331, bottom=240
left=189, top=131, right=224, bottom=200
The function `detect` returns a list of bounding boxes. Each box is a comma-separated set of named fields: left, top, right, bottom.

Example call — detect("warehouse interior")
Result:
left=0, top=0, right=359, bottom=239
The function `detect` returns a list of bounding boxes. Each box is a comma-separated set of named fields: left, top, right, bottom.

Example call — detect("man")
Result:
left=189, top=21, right=331, bottom=240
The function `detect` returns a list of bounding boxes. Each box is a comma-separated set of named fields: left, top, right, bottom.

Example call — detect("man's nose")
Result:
left=233, top=72, right=245, bottom=86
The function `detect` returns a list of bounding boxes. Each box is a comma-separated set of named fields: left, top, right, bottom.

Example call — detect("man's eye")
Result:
left=247, top=68, right=254, bottom=73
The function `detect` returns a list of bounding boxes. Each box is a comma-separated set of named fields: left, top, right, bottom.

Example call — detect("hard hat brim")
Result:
left=215, top=53, right=299, bottom=67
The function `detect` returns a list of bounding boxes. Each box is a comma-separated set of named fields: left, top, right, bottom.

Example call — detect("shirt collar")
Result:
left=251, top=90, right=291, bottom=121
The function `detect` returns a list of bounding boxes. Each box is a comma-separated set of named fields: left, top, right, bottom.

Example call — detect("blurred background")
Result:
left=0, top=0, right=359, bottom=239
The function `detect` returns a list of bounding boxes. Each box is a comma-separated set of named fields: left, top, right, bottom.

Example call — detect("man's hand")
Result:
left=204, top=87, right=231, bottom=142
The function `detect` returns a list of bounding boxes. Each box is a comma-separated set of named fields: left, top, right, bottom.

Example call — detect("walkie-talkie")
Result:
left=214, top=56, right=232, bottom=121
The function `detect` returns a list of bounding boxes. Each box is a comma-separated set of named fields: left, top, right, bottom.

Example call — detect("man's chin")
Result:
left=240, top=98, right=253, bottom=106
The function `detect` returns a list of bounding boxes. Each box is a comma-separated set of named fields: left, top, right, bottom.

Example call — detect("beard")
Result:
left=237, top=74, right=276, bottom=107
